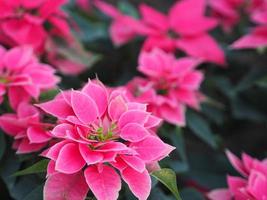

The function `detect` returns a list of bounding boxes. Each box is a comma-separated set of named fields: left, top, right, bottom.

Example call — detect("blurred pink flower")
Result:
left=0, top=0, right=73, bottom=53
left=0, top=46, right=59, bottom=110
left=232, top=1, right=267, bottom=49
left=0, top=102, right=52, bottom=154
left=208, top=0, right=244, bottom=32
left=38, top=80, right=174, bottom=200
left=208, top=150, right=267, bottom=200
left=96, top=0, right=225, bottom=65
left=95, top=1, right=146, bottom=46
left=126, top=48, right=204, bottom=126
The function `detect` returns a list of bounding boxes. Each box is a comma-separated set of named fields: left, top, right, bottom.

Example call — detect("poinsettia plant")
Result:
left=0, top=0, right=267, bottom=200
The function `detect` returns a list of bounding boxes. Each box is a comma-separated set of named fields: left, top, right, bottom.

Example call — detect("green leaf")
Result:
left=186, top=110, right=217, bottom=149
left=40, top=89, right=60, bottom=101
left=118, top=1, right=139, bottom=18
left=22, top=184, right=43, bottom=200
left=180, top=188, right=205, bottom=200
left=0, top=132, right=6, bottom=160
left=12, top=159, right=49, bottom=177
left=152, top=168, right=182, bottom=200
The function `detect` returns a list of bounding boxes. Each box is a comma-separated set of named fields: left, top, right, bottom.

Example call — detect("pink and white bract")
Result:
left=208, top=150, right=267, bottom=200
left=0, top=102, right=52, bottom=154
left=38, top=80, right=175, bottom=200
left=0, top=45, right=59, bottom=110
left=126, top=48, right=204, bottom=126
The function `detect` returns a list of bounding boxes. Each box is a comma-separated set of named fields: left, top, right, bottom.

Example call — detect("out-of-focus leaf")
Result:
left=40, top=89, right=60, bottom=102
left=12, top=159, right=49, bottom=177
left=22, top=184, right=43, bottom=200
left=0, top=150, right=20, bottom=191
left=0, top=132, right=6, bottom=160
left=149, top=188, right=175, bottom=200
left=169, top=127, right=189, bottom=173
left=10, top=175, right=42, bottom=200
left=201, top=103, right=224, bottom=125
left=180, top=188, right=205, bottom=200
left=118, top=1, right=139, bottom=18
left=152, top=168, right=182, bottom=200
left=70, top=11, right=108, bottom=42
left=256, top=75, right=267, bottom=88
left=231, top=96, right=267, bottom=121
left=187, top=110, right=217, bottom=149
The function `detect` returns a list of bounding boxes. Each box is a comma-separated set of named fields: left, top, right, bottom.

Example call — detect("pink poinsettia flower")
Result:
left=96, top=0, right=225, bottom=65
left=0, top=0, right=73, bottom=53
left=208, top=0, right=244, bottom=33
left=0, top=45, right=59, bottom=110
left=208, top=150, right=267, bottom=200
left=94, top=0, right=146, bottom=46
left=126, top=48, right=204, bottom=126
left=232, top=1, right=267, bottom=49
left=0, top=102, right=53, bottom=154
left=38, top=80, right=174, bottom=200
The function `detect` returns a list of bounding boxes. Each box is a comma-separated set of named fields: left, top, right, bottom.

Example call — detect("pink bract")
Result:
left=38, top=80, right=175, bottom=200
left=126, top=48, right=204, bottom=126
left=0, top=45, right=59, bottom=110
left=208, top=0, right=244, bottom=33
left=232, top=0, right=267, bottom=49
left=208, top=150, right=267, bottom=200
left=96, top=0, right=225, bottom=66
left=0, top=102, right=52, bottom=154
left=0, top=0, right=73, bottom=53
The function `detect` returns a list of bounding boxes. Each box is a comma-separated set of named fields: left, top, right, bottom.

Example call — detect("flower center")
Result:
left=167, top=30, right=179, bottom=39
left=88, top=123, right=117, bottom=142
left=0, top=76, right=9, bottom=84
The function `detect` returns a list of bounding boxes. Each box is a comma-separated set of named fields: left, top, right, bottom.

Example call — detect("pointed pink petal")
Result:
left=44, top=172, right=89, bottom=200
left=108, top=95, right=128, bottom=121
left=159, top=104, right=186, bottom=126
left=231, top=26, right=267, bottom=49
left=176, top=34, right=225, bottom=66
left=97, top=142, right=129, bottom=152
left=51, top=123, right=73, bottom=138
left=121, top=123, right=149, bottom=142
left=169, top=0, right=211, bottom=34
left=82, top=81, right=108, bottom=116
left=16, top=138, right=45, bottom=154
left=8, top=87, right=31, bottom=110
left=84, top=165, right=121, bottom=200
left=121, top=155, right=146, bottom=173
left=226, top=150, right=248, bottom=177
left=47, top=160, right=56, bottom=176
left=139, top=4, right=168, bottom=31
left=27, top=126, right=51, bottom=143
left=0, top=114, right=24, bottom=136
left=43, top=140, right=70, bottom=161
left=207, top=189, right=232, bottom=200
left=71, top=91, right=98, bottom=124
left=55, top=143, right=86, bottom=174
left=3, top=46, right=33, bottom=70
left=37, top=99, right=74, bottom=119
left=119, top=110, right=149, bottom=128
left=122, top=167, right=151, bottom=200
left=227, top=176, right=247, bottom=193
left=130, top=136, right=173, bottom=162
left=79, top=143, right=103, bottom=165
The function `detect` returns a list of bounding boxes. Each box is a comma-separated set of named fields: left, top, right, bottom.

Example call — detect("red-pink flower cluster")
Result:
left=0, top=0, right=72, bottom=53
left=126, top=49, right=204, bottom=126
left=96, top=0, right=226, bottom=66
left=208, top=151, right=267, bottom=200
left=0, top=45, right=59, bottom=110
left=0, top=102, right=52, bottom=154
left=38, top=80, right=174, bottom=200
left=232, top=0, right=267, bottom=49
